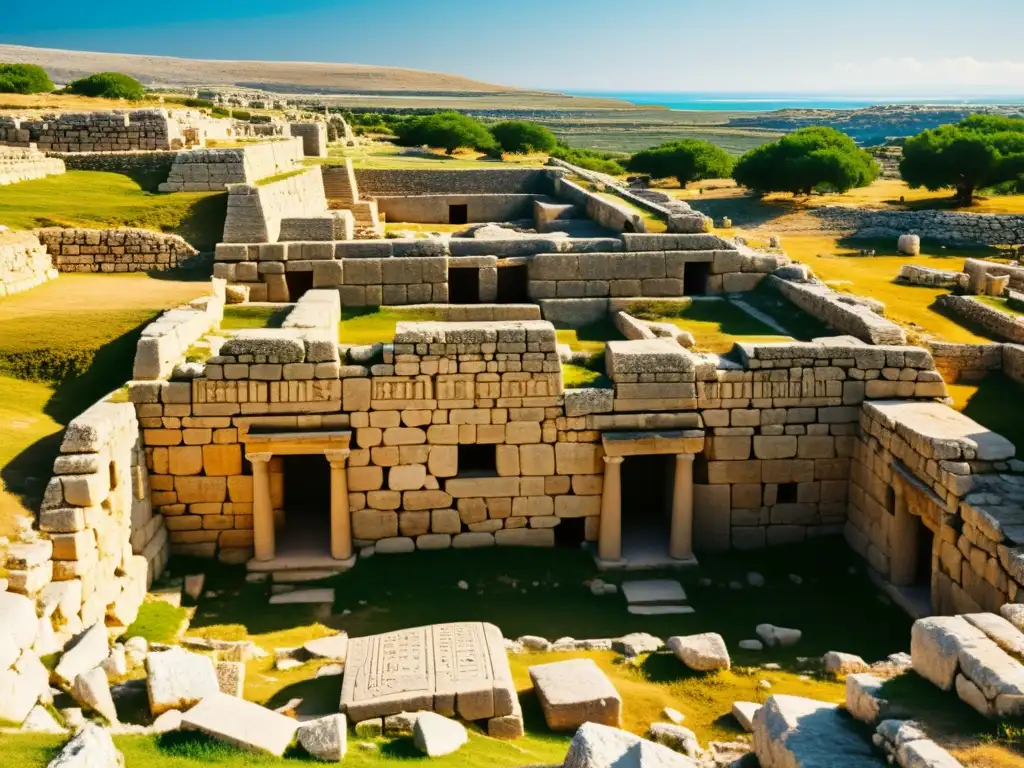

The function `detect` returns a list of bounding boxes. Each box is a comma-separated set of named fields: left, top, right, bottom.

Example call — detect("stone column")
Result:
left=670, top=453, right=695, bottom=560
left=598, top=456, right=624, bottom=562
left=889, top=484, right=917, bottom=586
left=247, top=452, right=275, bottom=562
left=326, top=449, right=352, bottom=561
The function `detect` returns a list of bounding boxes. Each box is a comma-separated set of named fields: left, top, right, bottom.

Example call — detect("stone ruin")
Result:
left=0, top=229, right=58, bottom=296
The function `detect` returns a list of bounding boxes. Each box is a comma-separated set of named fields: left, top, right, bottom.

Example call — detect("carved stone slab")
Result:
left=340, top=622, right=515, bottom=722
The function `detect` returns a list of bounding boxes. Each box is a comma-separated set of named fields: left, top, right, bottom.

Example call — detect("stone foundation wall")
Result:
left=817, top=206, right=1024, bottom=245
left=769, top=276, right=907, bottom=345
left=13, top=398, right=159, bottom=648
left=0, top=145, right=65, bottom=185
left=375, top=194, right=540, bottom=224
left=53, top=149, right=177, bottom=182
left=963, top=257, right=1024, bottom=293
left=159, top=137, right=305, bottom=192
left=37, top=228, right=201, bottom=272
left=896, top=264, right=965, bottom=289
left=289, top=123, right=327, bottom=157
left=355, top=168, right=554, bottom=197
left=132, top=282, right=226, bottom=381
left=0, top=231, right=57, bottom=297
left=0, top=110, right=181, bottom=152
left=934, top=294, right=1024, bottom=344
left=554, top=177, right=648, bottom=233
left=221, top=167, right=328, bottom=243
left=929, top=341, right=1024, bottom=388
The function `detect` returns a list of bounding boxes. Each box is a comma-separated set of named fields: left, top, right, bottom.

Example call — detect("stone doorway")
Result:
left=886, top=477, right=937, bottom=617
left=285, top=270, right=314, bottom=302
left=620, top=454, right=675, bottom=564
left=448, top=203, right=469, bottom=225
left=684, top=263, right=710, bottom=295
left=279, top=454, right=332, bottom=556
left=496, top=264, right=530, bottom=303
left=448, top=266, right=480, bottom=304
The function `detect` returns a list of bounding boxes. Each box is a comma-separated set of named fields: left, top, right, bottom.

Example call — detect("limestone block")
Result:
left=352, top=509, right=398, bottom=540
left=495, top=528, right=554, bottom=547
left=667, top=633, right=730, bottom=672
left=529, top=658, right=622, bottom=731
left=910, top=616, right=987, bottom=691
left=520, top=444, right=555, bottom=475
left=555, top=443, right=601, bottom=475
left=561, top=722, right=695, bottom=768
left=146, top=646, right=220, bottom=715
left=180, top=691, right=299, bottom=757
left=389, top=464, right=426, bottom=491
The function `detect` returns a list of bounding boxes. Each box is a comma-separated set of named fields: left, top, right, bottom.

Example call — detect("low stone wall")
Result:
left=554, top=177, right=647, bottom=233
left=375, top=194, right=540, bottom=224
left=963, top=257, right=1024, bottom=293
left=355, top=167, right=555, bottom=197
left=0, top=110, right=182, bottom=152
left=133, top=282, right=226, bottom=381
left=289, top=122, right=327, bottom=157
left=930, top=341, right=1024, bottom=388
left=896, top=264, right=965, bottom=288
left=0, top=145, right=65, bottom=185
left=159, top=137, right=305, bottom=192
left=768, top=276, right=907, bottom=345
left=934, top=294, right=1024, bottom=344
left=0, top=230, right=57, bottom=297
left=37, top=228, right=201, bottom=272
left=817, top=205, right=1024, bottom=246
left=53, top=150, right=177, bottom=183
left=221, top=167, right=328, bottom=243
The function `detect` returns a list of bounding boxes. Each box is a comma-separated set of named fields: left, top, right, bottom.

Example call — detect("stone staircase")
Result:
left=621, top=579, right=694, bottom=616
left=321, top=160, right=384, bottom=238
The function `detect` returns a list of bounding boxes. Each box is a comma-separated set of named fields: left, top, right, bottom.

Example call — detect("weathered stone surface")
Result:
left=297, top=714, right=347, bottom=761
left=181, top=692, right=299, bottom=756
left=529, top=658, right=622, bottom=731
left=412, top=711, right=468, bottom=757
left=0, top=591, right=38, bottom=650
left=215, top=661, right=245, bottom=697
left=667, top=633, right=730, bottom=672
left=845, top=673, right=889, bottom=723
left=963, top=613, right=1024, bottom=657
left=613, top=632, right=664, bottom=658
left=46, top=723, right=123, bottom=768
left=563, top=722, right=698, bottom=768
left=731, top=701, right=760, bottom=732
left=910, top=616, right=987, bottom=691
left=649, top=723, right=700, bottom=757
left=55, top=623, right=109, bottom=686
left=71, top=667, right=118, bottom=723
left=755, top=624, right=802, bottom=649
left=0, top=666, right=40, bottom=725
left=752, top=694, right=884, bottom=767
left=146, top=647, right=220, bottom=715
left=341, top=622, right=515, bottom=723
left=823, top=651, right=870, bottom=676
left=303, top=633, right=348, bottom=661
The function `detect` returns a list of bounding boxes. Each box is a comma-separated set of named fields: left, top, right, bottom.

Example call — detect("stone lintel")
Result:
left=601, top=429, right=705, bottom=457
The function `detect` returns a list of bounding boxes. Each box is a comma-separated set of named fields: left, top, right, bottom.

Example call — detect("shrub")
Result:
left=394, top=111, right=495, bottom=154
left=549, top=143, right=625, bottom=175
left=66, top=72, right=145, bottom=100
left=210, top=107, right=230, bottom=118
left=489, top=120, right=557, bottom=154
left=232, top=110, right=252, bottom=121
left=183, top=97, right=214, bottom=108
left=628, top=139, right=734, bottom=186
left=0, top=63, right=54, bottom=94
left=733, top=126, right=878, bottom=195
left=901, top=115, right=1024, bottom=205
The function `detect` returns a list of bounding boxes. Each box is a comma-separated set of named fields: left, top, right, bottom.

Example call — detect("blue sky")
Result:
left=4, top=0, right=1024, bottom=93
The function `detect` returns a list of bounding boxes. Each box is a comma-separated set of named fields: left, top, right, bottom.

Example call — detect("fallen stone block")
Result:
left=823, top=651, right=870, bottom=676
left=752, top=694, right=884, bottom=767
left=563, top=721, right=698, bottom=767
left=146, top=647, right=220, bottom=715
left=181, top=691, right=299, bottom=756
left=54, top=622, right=109, bottom=686
left=529, top=658, right=622, bottom=731
left=731, top=701, right=760, bottom=732
left=412, top=711, right=468, bottom=757
left=297, top=713, right=347, bottom=761
left=648, top=723, right=701, bottom=757
left=46, top=723, right=123, bottom=768
left=72, top=667, right=118, bottom=723
left=303, top=632, right=348, bottom=661
left=910, top=616, right=986, bottom=691
left=667, top=633, right=730, bottom=672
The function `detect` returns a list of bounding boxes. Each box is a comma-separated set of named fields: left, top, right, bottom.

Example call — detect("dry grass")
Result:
left=0, top=92, right=169, bottom=112
left=312, top=141, right=548, bottom=170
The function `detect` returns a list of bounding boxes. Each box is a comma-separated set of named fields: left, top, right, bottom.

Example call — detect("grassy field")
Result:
left=0, top=273, right=209, bottom=536
left=311, top=141, right=548, bottom=170
left=594, top=191, right=667, bottom=233
left=338, top=306, right=442, bottom=346
left=556, top=125, right=782, bottom=155
left=0, top=171, right=227, bottom=251
left=220, top=305, right=290, bottom=330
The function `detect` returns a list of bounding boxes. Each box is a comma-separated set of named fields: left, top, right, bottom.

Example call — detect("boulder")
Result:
left=667, top=633, right=730, bottom=672
left=46, top=723, right=124, bottom=768
left=755, top=624, right=802, bottom=648
left=0, top=591, right=38, bottom=649
left=303, top=633, right=348, bottom=661
left=1000, top=603, right=1024, bottom=633
left=180, top=691, right=299, bottom=756
left=297, top=714, right=347, bottom=761
left=563, top=722, right=698, bottom=768
left=54, top=623, right=109, bottom=686
left=72, top=667, right=118, bottom=723
left=731, top=701, right=760, bottom=732
left=910, top=616, right=986, bottom=691
left=845, top=674, right=889, bottom=723
left=529, top=658, right=622, bottom=731
left=152, top=710, right=183, bottom=734
left=101, top=647, right=128, bottom=678
left=614, top=632, right=663, bottom=658
left=648, top=723, right=701, bottom=757
left=384, top=711, right=422, bottom=736
left=145, top=647, right=220, bottom=715
left=411, top=711, right=468, bottom=757
left=823, top=651, right=870, bottom=676
left=753, top=695, right=884, bottom=767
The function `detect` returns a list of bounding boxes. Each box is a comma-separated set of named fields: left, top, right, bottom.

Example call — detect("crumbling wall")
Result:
left=159, top=137, right=304, bottom=192
left=817, top=205, right=1024, bottom=245
left=221, top=168, right=328, bottom=243
left=0, top=110, right=182, bottom=152
left=769, top=276, right=907, bottom=345
left=896, top=264, right=965, bottom=288
left=37, top=228, right=201, bottom=272
left=934, top=294, right=1024, bottom=344
left=0, top=145, right=65, bottom=185
left=0, top=230, right=57, bottom=297
left=289, top=122, right=327, bottom=157
left=355, top=168, right=554, bottom=197
left=132, top=282, right=225, bottom=381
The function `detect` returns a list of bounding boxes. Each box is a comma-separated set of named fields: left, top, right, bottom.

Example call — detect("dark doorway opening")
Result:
left=777, top=482, right=798, bottom=504
left=555, top=517, right=586, bottom=548
left=621, top=220, right=636, bottom=233
left=285, top=270, right=314, bottom=302
left=457, top=444, right=496, bottom=476
left=448, top=267, right=480, bottom=304
left=448, top=204, right=469, bottom=225
left=620, top=454, right=674, bottom=556
left=496, top=265, right=529, bottom=303
left=280, top=454, right=331, bottom=554
left=916, top=519, right=934, bottom=586
left=684, top=263, right=710, bottom=295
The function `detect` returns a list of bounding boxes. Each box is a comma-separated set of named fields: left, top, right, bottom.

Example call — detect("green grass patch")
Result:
left=254, top=169, right=308, bottom=187
left=555, top=317, right=624, bottom=354
left=594, top=191, right=668, bottom=233
left=975, top=295, right=1024, bottom=318
left=948, top=373, right=1024, bottom=457
left=121, top=600, right=189, bottom=645
left=338, top=306, right=442, bottom=346
left=0, top=171, right=227, bottom=252
left=220, top=305, right=290, bottom=330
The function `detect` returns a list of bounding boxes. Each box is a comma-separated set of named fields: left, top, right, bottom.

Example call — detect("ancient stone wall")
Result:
left=930, top=341, right=1024, bottom=389
left=0, top=110, right=182, bottom=152
left=846, top=400, right=1020, bottom=614
left=934, top=294, right=1024, bottom=344
left=554, top=177, right=647, bottom=233
left=288, top=122, right=327, bottom=157
left=132, top=282, right=226, bottom=381
left=12, top=397, right=159, bottom=648
left=816, top=205, right=1024, bottom=246
left=159, top=137, right=305, bottom=192
left=221, top=168, right=328, bottom=244
left=53, top=149, right=177, bottom=182
left=0, top=230, right=57, bottom=297
left=374, top=194, right=540, bottom=224
left=963, top=257, right=1024, bottom=293
left=896, top=264, right=965, bottom=289
left=0, top=145, right=65, bottom=185
left=769, top=276, right=907, bottom=345
left=37, top=228, right=201, bottom=272
left=354, top=168, right=555, bottom=197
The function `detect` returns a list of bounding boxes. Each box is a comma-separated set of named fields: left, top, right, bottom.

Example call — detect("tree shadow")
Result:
left=687, top=194, right=799, bottom=229
left=927, top=296, right=1005, bottom=343
left=170, top=192, right=228, bottom=253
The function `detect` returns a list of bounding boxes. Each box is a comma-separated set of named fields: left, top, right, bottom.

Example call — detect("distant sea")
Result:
left=568, top=92, right=1024, bottom=112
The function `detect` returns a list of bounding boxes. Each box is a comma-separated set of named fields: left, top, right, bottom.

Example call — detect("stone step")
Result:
left=621, top=579, right=687, bottom=605
left=628, top=605, right=695, bottom=616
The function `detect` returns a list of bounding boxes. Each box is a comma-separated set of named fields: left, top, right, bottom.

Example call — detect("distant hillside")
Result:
left=0, top=43, right=520, bottom=95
